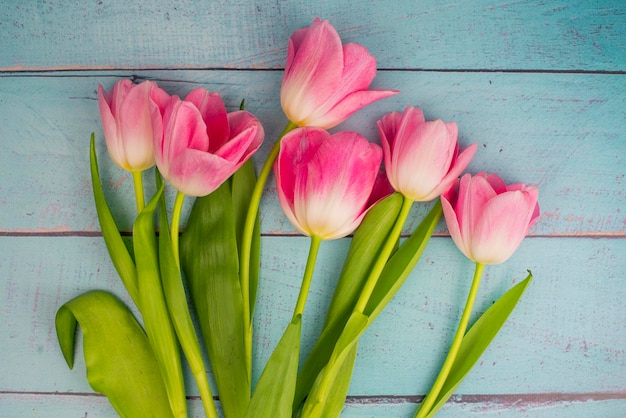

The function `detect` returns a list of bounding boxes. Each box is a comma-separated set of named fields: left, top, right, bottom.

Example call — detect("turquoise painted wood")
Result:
left=1, top=0, right=625, bottom=417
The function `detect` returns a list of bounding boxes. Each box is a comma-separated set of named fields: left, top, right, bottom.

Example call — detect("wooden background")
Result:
left=1, top=0, right=625, bottom=416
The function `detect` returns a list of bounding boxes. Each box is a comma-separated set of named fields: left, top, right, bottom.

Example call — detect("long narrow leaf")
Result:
left=424, top=273, right=533, bottom=417
left=294, top=194, right=403, bottom=408
left=365, top=201, right=443, bottom=320
left=245, top=316, right=302, bottom=418
left=89, top=134, right=139, bottom=308
left=134, top=183, right=187, bottom=418
left=300, top=312, right=368, bottom=418
left=180, top=179, right=250, bottom=418
left=55, top=290, right=172, bottom=418
left=156, top=174, right=218, bottom=418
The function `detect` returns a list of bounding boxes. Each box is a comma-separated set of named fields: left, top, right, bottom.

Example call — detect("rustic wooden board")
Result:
left=0, top=71, right=623, bottom=236
left=1, top=236, right=624, bottom=396
left=3, top=1, right=625, bottom=71
left=1, top=0, right=625, bottom=416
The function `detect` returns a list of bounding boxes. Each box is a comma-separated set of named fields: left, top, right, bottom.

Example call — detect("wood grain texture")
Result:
left=0, top=71, right=623, bottom=236
left=1, top=0, right=625, bottom=416
left=2, top=1, right=625, bottom=71
left=1, top=236, right=624, bottom=395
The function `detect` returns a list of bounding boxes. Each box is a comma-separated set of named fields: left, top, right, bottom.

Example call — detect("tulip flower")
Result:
left=416, top=172, right=539, bottom=418
left=274, top=127, right=383, bottom=240
left=280, top=18, right=398, bottom=130
left=377, top=106, right=477, bottom=202
left=152, top=88, right=264, bottom=197
left=98, top=79, right=167, bottom=172
left=441, top=172, right=540, bottom=265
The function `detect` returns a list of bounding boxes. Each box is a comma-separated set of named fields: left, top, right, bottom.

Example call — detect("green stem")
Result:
left=241, top=120, right=298, bottom=382
left=415, top=262, right=485, bottom=418
left=132, top=170, right=145, bottom=213
left=353, top=194, right=413, bottom=314
left=293, top=235, right=323, bottom=320
left=171, top=191, right=185, bottom=267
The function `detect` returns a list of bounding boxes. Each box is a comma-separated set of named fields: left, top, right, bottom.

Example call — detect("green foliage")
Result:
left=423, top=273, right=533, bottom=417
left=89, top=134, right=139, bottom=308
left=180, top=176, right=251, bottom=418
left=245, top=316, right=302, bottom=418
left=55, top=290, right=173, bottom=418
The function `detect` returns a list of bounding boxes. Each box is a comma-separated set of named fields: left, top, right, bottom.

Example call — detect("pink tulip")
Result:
left=280, top=18, right=398, bottom=129
left=98, top=79, right=168, bottom=171
left=152, top=88, right=264, bottom=197
left=274, top=127, right=383, bottom=240
left=441, top=172, right=540, bottom=265
left=377, top=106, right=478, bottom=202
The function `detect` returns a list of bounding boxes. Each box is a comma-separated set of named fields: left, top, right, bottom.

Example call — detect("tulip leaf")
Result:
left=156, top=174, right=217, bottom=418
left=245, top=315, right=302, bottom=418
left=364, top=201, right=443, bottom=320
left=300, top=312, right=368, bottom=418
left=133, top=182, right=187, bottom=417
left=294, top=193, right=403, bottom=408
left=423, top=272, right=533, bottom=417
left=180, top=178, right=250, bottom=418
left=55, top=290, right=173, bottom=418
left=89, top=133, right=139, bottom=308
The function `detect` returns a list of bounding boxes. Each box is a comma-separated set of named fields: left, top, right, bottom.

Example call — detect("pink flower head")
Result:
left=97, top=79, right=168, bottom=171
left=441, top=172, right=540, bottom=265
left=274, top=127, right=383, bottom=240
left=152, top=88, right=264, bottom=197
left=377, top=106, right=478, bottom=202
left=280, top=18, right=398, bottom=129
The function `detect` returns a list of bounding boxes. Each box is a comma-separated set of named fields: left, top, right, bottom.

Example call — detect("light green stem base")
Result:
left=415, top=262, right=485, bottom=418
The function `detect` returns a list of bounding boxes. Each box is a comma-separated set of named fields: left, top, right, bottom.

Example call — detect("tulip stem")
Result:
left=240, top=120, right=298, bottom=383
left=171, top=191, right=186, bottom=268
left=414, top=262, right=485, bottom=418
left=132, top=170, right=145, bottom=213
left=293, top=235, right=323, bottom=319
left=353, top=194, right=414, bottom=314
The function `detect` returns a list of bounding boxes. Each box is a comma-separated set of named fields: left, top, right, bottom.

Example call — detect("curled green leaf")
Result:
left=55, top=290, right=172, bottom=418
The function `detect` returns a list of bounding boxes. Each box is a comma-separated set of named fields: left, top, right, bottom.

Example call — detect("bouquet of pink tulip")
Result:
left=55, top=18, right=539, bottom=418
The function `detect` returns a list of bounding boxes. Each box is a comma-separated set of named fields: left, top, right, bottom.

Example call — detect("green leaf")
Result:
left=231, top=159, right=261, bottom=318
left=89, top=134, right=139, bottom=308
left=245, top=316, right=302, bottom=418
left=55, top=290, right=173, bottom=418
left=365, top=201, right=442, bottom=320
left=424, top=272, right=533, bottom=417
left=294, top=193, right=403, bottom=408
left=134, top=182, right=187, bottom=418
left=300, top=312, right=368, bottom=418
left=180, top=179, right=250, bottom=418
left=156, top=174, right=217, bottom=418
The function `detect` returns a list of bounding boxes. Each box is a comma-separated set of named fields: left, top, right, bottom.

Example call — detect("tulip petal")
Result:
left=428, top=142, right=478, bottom=201
left=168, top=149, right=238, bottom=197
left=281, top=19, right=343, bottom=124
left=471, top=190, right=537, bottom=264
left=185, top=89, right=230, bottom=153
left=276, top=128, right=328, bottom=235
left=275, top=128, right=382, bottom=239
left=295, top=132, right=381, bottom=239
left=118, top=82, right=155, bottom=170
left=314, top=89, right=399, bottom=130
left=441, top=186, right=471, bottom=260
left=157, top=98, right=208, bottom=179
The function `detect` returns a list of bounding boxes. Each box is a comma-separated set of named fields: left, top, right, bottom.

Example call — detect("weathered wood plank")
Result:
left=1, top=236, right=624, bottom=397
left=2, top=1, right=625, bottom=71
left=1, top=392, right=626, bottom=417
left=0, top=71, right=624, bottom=236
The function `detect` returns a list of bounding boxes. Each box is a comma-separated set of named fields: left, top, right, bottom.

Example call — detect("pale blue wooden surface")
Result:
left=1, top=1, right=625, bottom=417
